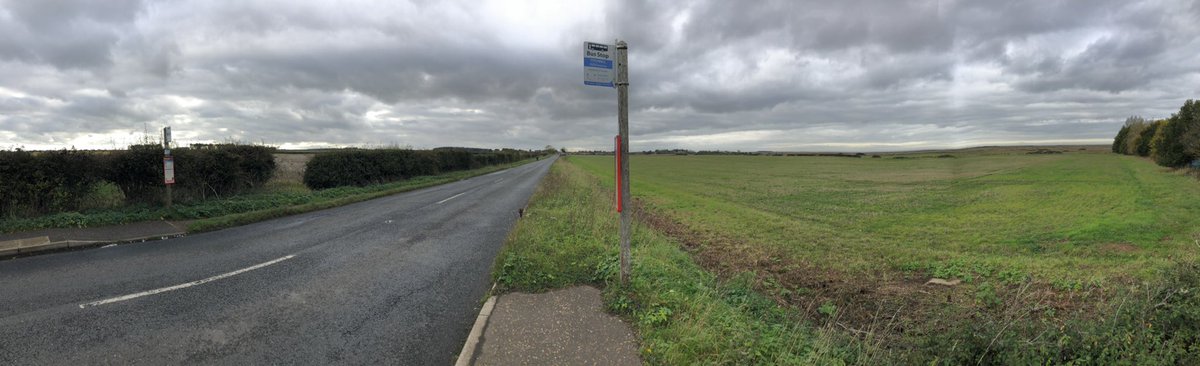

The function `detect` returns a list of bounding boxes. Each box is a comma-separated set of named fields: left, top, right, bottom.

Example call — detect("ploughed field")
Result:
left=573, top=148, right=1200, bottom=287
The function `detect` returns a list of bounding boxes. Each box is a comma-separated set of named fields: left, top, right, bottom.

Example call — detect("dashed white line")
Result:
left=437, top=192, right=467, bottom=204
left=78, top=254, right=296, bottom=308
left=494, top=178, right=505, bottom=184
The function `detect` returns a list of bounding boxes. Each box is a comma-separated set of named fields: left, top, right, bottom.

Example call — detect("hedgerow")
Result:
left=0, top=144, right=276, bottom=216
left=303, top=148, right=542, bottom=189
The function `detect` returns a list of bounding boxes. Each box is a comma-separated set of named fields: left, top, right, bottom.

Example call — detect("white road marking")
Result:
left=437, top=192, right=467, bottom=204
left=78, top=254, right=296, bottom=308
left=494, top=178, right=505, bottom=184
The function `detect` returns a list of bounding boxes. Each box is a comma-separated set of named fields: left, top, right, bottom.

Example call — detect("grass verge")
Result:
left=1, top=159, right=540, bottom=234
left=493, top=158, right=866, bottom=365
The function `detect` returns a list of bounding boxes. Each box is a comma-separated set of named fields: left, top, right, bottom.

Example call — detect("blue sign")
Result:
left=584, top=41, right=614, bottom=88
left=585, top=58, right=613, bottom=69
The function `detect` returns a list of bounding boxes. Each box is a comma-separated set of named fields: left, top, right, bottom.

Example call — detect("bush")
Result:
left=103, top=144, right=276, bottom=203
left=916, top=262, right=1200, bottom=365
left=170, top=144, right=276, bottom=200
left=304, top=148, right=540, bottom=189
left=303, top=150, right=388, bottom=189
left=0, top=149, right=104, bottom=216
left=102, top=144, right=164, bottom=203
left=79, top=181, right=125, bottom=210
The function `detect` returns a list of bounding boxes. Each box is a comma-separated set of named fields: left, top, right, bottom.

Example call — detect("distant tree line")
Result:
left=1111, top=99, right=1200, bottom=168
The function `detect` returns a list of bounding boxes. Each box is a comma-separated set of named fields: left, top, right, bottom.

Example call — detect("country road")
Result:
left=0, top=157, right=556, bottom=365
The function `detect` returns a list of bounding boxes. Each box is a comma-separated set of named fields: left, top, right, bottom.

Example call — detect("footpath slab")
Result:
left=0, top=220, right=189, bottom=257
left=463, top=286, right=641, bottom=366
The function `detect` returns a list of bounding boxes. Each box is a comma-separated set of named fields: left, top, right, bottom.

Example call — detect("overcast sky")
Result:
left=1, top=0, right=1198, bottom=152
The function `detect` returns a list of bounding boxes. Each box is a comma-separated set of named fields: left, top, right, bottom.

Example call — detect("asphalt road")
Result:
left=0, top=157, right=555, bottom=365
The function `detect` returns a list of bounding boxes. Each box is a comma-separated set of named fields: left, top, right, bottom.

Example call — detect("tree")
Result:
left=1113, top=116, right=1147, bottom=154
left=1151, top=119, right=1173, bottom=165
left=1180, top=101, right=1200, bottom=165
left=1185, top=127, right=1200, bottom=165
left=1125, top=121, right=1147, bottom=155
left=1151, top=100, right=1198, bottom=167
left=1112, top=124, right=1130, bottom=153
left=1137, top=120, right=1162, bottom=157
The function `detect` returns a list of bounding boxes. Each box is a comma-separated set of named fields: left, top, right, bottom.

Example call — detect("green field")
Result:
left=572, top=149, right=1200, bottom=284
left=494, top=149, right=1200, bottom=364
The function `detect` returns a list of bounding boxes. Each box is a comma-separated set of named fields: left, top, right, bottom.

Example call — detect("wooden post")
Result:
left=616, top=40, right=631, bottom=286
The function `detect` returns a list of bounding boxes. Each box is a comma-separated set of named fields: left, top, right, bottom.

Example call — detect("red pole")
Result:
left=615, top=135, right=622, bottom=213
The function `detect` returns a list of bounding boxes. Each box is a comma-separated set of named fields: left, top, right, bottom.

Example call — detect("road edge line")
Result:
left=455, top=296, right=497, bottom=366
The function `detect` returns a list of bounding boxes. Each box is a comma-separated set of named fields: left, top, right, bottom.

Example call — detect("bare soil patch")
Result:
left=269, top=153, right=313, bottom=186
left=630, top=198, right=1117, bottom=347
left=1100, top=243, right=1140, bottom=254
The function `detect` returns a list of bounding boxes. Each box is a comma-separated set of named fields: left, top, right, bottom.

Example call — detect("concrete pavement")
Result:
left=0, top=220, right=189, bottom=257
left=465, top=286, right=641, bottom=366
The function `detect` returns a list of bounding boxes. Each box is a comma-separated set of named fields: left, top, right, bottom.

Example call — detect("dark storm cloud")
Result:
left=0, top=0, right=1197, bottom=151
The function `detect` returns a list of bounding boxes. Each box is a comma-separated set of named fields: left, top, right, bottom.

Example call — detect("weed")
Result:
left=818, top=302, right=838, bottom=317
left=974, top=282, right=1002, bottom=308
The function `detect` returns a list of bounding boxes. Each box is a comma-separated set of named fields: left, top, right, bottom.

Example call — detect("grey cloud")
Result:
left=950, top=0, right=1126, bottom=41
left=1014, top=31, right=1172, bottom=93
left=3, top=0, right=143, bottom=30
left=861, top=54, right=954, bottom=89
left=201, top=40, right=575, bottom=106
left=0, top=0, right=144, bottom=70
left=1, top=0, right=1198, bottom=152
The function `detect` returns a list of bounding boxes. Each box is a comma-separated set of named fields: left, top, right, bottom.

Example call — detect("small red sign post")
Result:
left=163, top=156, right=175, bottom=185
left=163, top=126, right=173, bottom=208
left=614, top=135, right=622, bottom=213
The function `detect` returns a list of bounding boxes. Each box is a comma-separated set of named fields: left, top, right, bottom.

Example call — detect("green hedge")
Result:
left=173, top=144, right=277, bottom=200
left=0, top=144, right=276, bottom=217
left=303, top=148, right=541, bottom=189
left=109, top=144, right=277, bottom=202
left=0, top=149, right=102, bottom=215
